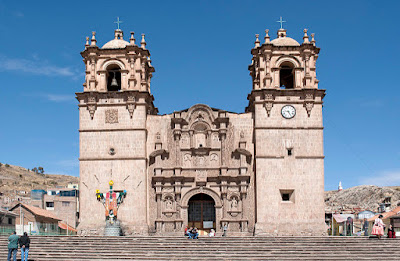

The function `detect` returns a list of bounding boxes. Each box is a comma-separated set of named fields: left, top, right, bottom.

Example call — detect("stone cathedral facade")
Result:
left=77, top=26, right=326, bottom=236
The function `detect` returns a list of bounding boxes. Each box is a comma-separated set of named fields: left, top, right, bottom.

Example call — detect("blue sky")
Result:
left=0, top=0, right=399, bottom=191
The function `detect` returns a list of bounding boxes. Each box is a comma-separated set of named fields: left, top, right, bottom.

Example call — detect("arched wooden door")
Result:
left=188, top=193, right=216, bottom=233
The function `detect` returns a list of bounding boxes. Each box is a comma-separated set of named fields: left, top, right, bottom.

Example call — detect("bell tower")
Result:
left=77, top=27, right=156, bottom=234
left=247, top=26, right=326, bottom=235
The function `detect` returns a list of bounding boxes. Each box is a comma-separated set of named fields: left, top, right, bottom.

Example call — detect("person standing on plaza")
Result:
left=19, top=232, right=30, bottom=261
left=222, top=224, right=228, bottom=237
left=363, top=218, right=369, bottom=236
left=7, top=231, right=19, bottom=261
left=372, top=215, right=385, bottom=239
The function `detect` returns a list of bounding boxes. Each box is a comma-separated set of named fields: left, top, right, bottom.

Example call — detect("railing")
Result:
left=0, top=226, right=15, bottom=235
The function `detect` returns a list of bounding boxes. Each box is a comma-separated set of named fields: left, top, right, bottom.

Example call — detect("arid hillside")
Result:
left=0, top=163, right=79, bottom=199
left=325, top=185, right=400, bottom=213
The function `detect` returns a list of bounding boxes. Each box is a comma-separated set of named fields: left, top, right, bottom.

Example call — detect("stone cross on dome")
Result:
left=276, top=16, right=286, bottom=29
left=114, top=17, right=123, bottom=30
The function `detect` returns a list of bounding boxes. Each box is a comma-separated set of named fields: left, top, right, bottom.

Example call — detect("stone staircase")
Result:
left=1, top=236, right=400, bottom=260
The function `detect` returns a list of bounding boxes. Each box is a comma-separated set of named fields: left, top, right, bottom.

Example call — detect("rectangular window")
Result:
left=287, top=149, right=292, bottom=156
left=8, top=217, right=12, bottom=225
left=62, top=201, right=70, bottom=207
left=60, top=190, right=76, bottom=197
left=46, top=202, right=54, bottom=208
left=280, top=189, right=295, bottom=203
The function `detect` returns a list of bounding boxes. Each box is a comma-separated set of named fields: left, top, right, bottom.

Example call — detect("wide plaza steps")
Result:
left=1, top=236, right=400, bottom=260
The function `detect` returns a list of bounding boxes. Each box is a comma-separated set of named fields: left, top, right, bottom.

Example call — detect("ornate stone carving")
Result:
left=87, top=96, right=97, bottom=120
left=105, top=109, right=119, bottom=124
left=304, top=91, right=315, bottom=117
left=210, top=153, right=218, bottom=161
left=264, top=93, right=274, bottom=117
left=195, top=170, right=207, bottom=183
left=183, top=153, right=191, bottom=162
left=212, top=133, right=220, bottom=142
left=197, top=156, right=205, bottom=166
left=87, top=105, right=96, bottom=120
left=305, top=102, right=314, bottom=117
left=126, top=95, right=135, bottom=119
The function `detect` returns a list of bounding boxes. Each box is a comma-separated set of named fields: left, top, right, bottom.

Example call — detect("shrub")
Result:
left=5, top=164, right=10, bottom=167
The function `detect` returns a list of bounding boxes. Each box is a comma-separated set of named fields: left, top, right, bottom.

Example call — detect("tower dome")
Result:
left=102, top=29, right=129, bottom=49
left=270, top=29, right=300, bottom=47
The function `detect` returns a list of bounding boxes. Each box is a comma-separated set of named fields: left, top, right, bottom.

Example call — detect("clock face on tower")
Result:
left=281, top=105, right=296, bottom=119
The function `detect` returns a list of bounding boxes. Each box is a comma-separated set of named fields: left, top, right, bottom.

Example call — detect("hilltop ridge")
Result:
left=325, top=185, right=400, bottom=213
left=0, top=163, right=79, bottom=202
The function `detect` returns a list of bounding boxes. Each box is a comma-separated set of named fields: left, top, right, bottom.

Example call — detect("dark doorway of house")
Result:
left=188, top=193, right=216, bottom=233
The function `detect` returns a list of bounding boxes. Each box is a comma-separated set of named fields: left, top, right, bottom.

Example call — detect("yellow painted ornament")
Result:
left=109, top=180, right=114, bottom=186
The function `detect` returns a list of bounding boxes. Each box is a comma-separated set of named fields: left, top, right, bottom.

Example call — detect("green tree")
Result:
left=38, top=167, right=44, bottom=174
left=32, top=167, right=38, bottom=174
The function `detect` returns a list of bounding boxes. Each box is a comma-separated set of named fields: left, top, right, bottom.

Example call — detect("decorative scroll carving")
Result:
left=105, top=109, right=119, bottom=124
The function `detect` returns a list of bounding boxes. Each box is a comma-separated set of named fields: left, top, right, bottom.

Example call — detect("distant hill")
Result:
left=325, top=185, right=400, bottom=213
left=2, top=163, right=399, bottom=215
left=0, top=163, right=79, bottom=199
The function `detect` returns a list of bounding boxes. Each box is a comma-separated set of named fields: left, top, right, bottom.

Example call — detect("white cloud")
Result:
left=57, top=159, right=79, bottom=168
left=46, top=94, right=74, bottom=102
left=0, top=55, right=77, bottom=77
left=360, top=170, right=400, bottom=186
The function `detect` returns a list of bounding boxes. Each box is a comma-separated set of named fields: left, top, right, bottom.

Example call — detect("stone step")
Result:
left=2, top=236, right=399, bottom=260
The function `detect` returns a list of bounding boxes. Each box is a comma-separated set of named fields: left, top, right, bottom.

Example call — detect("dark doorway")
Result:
left=188, top=193, right=216, bottom=232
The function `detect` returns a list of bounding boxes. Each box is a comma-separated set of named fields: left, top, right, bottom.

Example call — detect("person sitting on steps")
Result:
left=191, top=227, right=199, bottom=239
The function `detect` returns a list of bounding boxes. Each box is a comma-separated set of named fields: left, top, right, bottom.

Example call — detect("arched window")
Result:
left=106, top=64, right=121, bottom=91
left=279, top=62, right=294, bottom=89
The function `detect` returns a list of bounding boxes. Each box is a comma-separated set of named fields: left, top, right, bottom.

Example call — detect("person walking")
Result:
left=372, top=215, right=385, bottom=239
left=19, top=232, right=30, bottom=261
left=7, top=231, right=19, bottom=261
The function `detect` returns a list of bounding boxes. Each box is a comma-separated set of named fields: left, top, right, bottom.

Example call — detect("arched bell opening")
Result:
left=279, top=61, right=295, bottom=89
left=106, top=64, right=122, bottom=91
left=188, top=193, right=216, bottom=233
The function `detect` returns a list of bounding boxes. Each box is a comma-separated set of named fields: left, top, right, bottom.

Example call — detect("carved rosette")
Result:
left=105, top=109, right=119, bottom=124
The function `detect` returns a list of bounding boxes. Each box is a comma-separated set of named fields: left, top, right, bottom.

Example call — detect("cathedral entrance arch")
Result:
left=188, top=193, right=215, bottom=232
left=181, top=187, right=223, bottom=233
